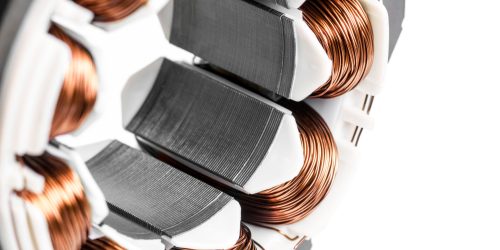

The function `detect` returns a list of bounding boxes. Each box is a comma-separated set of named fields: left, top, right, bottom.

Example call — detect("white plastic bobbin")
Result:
left=148, top=0, right=170, bottom=13
left=356, top=77, right=385, bottom=96
left=19, top=34, right=69, bottom=155
left=21, top=166, right=45, bottom=195
left=291, top=16, right=332, bottom=101
left=0, top=159, right=45, bottom=249
left=0, top=10, right=68, bottom=244
left=2, top=140, right=48, bottom=250
left=25, top=202, right=55, bottom=250
left=10, top=195, right=36, bottom=250
left=356, top=0, right=390, bottom=96
left=287, top=0, right=306, bottom=9
left=53, top=0, right=94, bottom=24
left=342, top=106, right=376, bottom=130
left=336, top=139, right=360, bottom=166
left=0, top=157, right=24, bottom=250
left=0, top=0, right=69, bottom=156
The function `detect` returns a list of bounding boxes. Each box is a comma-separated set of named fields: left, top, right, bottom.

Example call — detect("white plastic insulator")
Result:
left=10, top=195, right=36, bottom=250
left=54, top=0, right=94, bottom=24
left=336, top=139, right=359, bottom=166
left=148, top=0, right=170, bottom=13
left=342, top=106, right=375, bottom=130
left=356, top=76, right=384, bottom=96
left=22, top=167, right=45, bottom=194
left=25, top=202, right=55, bottom=250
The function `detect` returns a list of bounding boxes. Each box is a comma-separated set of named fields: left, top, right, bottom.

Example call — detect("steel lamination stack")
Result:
left=0, top=0, right=405, bottom=249
left=169, top=0, right=298, bottom=99
left=126, top=58, right=304, bottom=194
left=167, top=0, right=333, bottom=101
left=85, top=141, right=240, bottom=248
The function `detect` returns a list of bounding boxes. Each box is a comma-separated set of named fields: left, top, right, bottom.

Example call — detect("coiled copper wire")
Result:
left=16, top=153, right=91, bottom=250
left=74, top=0, right=148, bottom=22
left=49, top=25, right=98, bottom=138
left=301, top=0, right=374, bottom=98
left=82, top=237, right=125, bottom=250
left=231, top=101, right=338, bottom=225
left=173, top=224, right=260, bottom=250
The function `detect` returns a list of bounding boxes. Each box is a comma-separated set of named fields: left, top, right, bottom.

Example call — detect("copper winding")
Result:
left=82, top=237, right=125, bottom=250
left=74, top=0, right=148, bottom=22
left=232, top=101, right=338, bottom=225
left=49, top=25, right=98, bottom=138
left=16, top=153, right=91, bottom=250
left=301, top=0, right=374, bottom=98
left=174, top=224, right=261, bottom=250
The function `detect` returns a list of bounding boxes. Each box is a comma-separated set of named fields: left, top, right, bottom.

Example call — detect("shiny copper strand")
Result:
left=301, top=0, right=374, bottom=98
left=82, top=237, right=125, bottom=250
left=74, top=0, right=148, bottom=22
left=174, top=224, right=258, bottom=250
left=17, top=153, right=91, bottom=250
left=49, top=25, right=98, bottom=138
left=236, top=102, right=338, bottom=225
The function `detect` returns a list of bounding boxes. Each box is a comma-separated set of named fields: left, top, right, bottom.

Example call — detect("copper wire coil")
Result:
left=74, top=0, right=148, bottom=22
left=173, top=224, right=260, bottom=250
left=301, top=0, right=374, bottom=98
left=82, top=237, right=125, bottom=250
left=16, top=153, right=91, bottom=250
left=49, top=25, right=98, bottom=138
left=232, top=101, right=338, bottom=225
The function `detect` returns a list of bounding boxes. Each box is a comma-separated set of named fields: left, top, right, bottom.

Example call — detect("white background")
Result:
left=316, top=1, right=500, bottom=249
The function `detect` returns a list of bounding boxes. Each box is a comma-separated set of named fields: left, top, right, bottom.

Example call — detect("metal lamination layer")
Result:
left=86, top=140, right=233, bottom=237
left=169, top=0, right=296, bottom=98
left=126, top=59, right=285, bottom=188
left=103, top=210, right=158, bottom=240
left=0, top=0, right=32, bottom=88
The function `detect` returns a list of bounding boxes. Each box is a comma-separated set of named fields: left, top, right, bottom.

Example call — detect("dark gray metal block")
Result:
left=126, top=59, right=286, bottom=190
left=168, top=0, right=295, bottom=98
